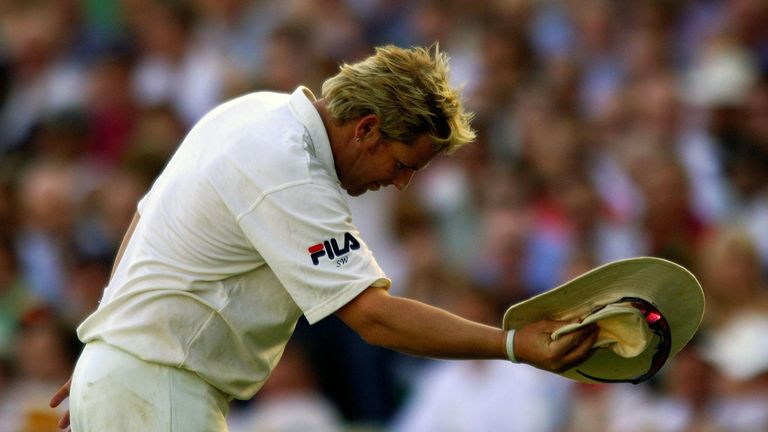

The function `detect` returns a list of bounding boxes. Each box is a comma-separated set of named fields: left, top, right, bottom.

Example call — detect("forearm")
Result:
left=337, top=287, right=507, bottom=360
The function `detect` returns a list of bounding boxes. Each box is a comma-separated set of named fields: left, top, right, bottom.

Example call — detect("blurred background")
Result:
left=0, top=0, right=767, bottom=431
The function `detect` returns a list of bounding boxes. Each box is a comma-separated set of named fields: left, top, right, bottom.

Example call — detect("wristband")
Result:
left=505, top=329, right=519, bottom=363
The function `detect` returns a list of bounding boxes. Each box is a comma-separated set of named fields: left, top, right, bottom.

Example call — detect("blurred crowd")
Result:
left=0, top=0, right=767, bottom=431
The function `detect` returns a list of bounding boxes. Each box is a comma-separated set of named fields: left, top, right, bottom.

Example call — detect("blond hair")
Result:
left=321, top=45, right=475, bottom=153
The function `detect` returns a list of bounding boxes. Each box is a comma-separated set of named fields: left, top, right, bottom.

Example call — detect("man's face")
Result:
left=341, top=133, right=438, bottom=197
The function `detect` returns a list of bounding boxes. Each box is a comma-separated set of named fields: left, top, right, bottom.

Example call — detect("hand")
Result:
left=49, top=377, right=71, bottom=430
left=513, top=319, right=599, bottom=373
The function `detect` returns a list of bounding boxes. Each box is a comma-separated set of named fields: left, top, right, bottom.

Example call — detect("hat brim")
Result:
left=503, top=257, right=704, bottom=383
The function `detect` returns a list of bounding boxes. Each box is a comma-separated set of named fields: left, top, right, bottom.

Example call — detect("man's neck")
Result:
left=312, top=99, right=354, bottom=184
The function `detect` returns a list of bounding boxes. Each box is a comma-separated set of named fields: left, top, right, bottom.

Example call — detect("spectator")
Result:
left=130, top=0, right=226, bottom=126
left=227, top=341, right=344, bottom=432
left=0, top=234, right=37, bottom=358
left=703, top=312, right=768, bottom=432
left=15, top=161, right=80, bottom=308
left=0, top=307, right=79, bottom=432
left=0, top=0, right=86, bottom=153
left=697, top=228, right=768, bottom=329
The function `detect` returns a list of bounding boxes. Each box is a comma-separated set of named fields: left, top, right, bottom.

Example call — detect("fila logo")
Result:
left=308, top=232, right=361, bottom=265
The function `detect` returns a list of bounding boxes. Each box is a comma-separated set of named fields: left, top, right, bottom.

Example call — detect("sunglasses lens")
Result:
left=646, top=311, right=662, bottom=325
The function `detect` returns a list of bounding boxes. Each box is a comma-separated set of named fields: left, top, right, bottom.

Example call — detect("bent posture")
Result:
left=51, top=45, right=597, bottom=431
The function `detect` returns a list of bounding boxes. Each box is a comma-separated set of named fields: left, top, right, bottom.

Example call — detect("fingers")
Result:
left=515, top=319, right=601, bottom=373
left=50, top=378, right=72, bottom=430
left=531, top=319, right=575, bottom=334
left=559, top=327, right=600, bottom=372
left=49, top=378, right=71, bottom=408
left=58, top=411, right=71, bottom=430
left=549, top=323, right=598, bottom=354
left=544, top=323, right=597, bottom=371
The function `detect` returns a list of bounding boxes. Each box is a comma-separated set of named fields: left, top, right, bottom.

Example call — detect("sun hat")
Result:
left=503, top=257, right=704, bottom=384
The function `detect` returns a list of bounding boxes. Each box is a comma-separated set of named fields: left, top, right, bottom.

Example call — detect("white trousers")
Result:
left=70, top=341, right=231, bottom=431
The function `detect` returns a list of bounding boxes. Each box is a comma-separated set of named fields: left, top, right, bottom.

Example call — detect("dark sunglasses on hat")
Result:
left=575, top=297, right=671, bottom=384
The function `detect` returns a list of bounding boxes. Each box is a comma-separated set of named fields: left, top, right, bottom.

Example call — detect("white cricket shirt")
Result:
left=77, top=87, right=390, bottom=399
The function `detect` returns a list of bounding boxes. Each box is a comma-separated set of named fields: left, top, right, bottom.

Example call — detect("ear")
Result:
left=353, top=114, right=382, bottom=148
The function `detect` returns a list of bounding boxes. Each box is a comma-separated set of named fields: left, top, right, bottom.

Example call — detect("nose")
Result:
left=392, top=168, right=414, bottom=191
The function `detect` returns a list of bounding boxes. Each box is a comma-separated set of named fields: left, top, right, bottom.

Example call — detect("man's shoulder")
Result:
left=200, top=91, right=292, bottom=127
left=190, top=94, right=314, bottom=197
left=190, top=90, right=303, bottom=155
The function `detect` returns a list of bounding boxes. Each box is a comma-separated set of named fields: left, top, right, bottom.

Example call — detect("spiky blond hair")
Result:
left=321, top=44, right=475, bottom=153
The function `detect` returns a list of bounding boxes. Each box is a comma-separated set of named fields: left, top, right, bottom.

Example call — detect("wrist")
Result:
left=505, top=329, right=519, bottom=363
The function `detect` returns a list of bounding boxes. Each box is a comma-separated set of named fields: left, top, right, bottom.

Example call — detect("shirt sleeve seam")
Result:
left=235, top=179, right=342, bottom=223
left=234, top=180, right=309, bottom=223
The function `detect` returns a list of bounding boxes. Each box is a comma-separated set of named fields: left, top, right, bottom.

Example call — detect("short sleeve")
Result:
left=137, top=190, right=151, bottom=215
left=238, top=182, right=390, bottom=324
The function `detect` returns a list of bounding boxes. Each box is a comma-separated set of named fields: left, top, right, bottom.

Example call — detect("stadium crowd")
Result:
left=0, top=0, right=767, bottom=431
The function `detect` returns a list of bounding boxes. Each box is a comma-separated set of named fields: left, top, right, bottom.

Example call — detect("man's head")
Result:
left=322, top=44, right=475, bottom=153
left=320, top=45, right=475, bottom=196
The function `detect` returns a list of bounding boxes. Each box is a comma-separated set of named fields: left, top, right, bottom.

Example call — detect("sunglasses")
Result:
left=576, top=297, right=672, bottom=385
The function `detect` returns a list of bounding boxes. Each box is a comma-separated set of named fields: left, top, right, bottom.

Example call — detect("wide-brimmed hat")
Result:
left=503, top=257, right=704, bottom=384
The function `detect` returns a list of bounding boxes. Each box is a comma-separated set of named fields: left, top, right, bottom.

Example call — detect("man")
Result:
left=50, top=45, right=598, bottom=431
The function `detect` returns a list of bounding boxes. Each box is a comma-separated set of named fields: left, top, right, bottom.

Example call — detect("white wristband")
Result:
left=506, top=329, right=519, bottom=363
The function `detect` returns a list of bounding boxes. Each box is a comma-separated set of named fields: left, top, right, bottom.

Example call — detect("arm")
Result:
left=337, top=286, right=506, bottom=359
left=50, top=212, right=141, bottom=429
left=110, top=212, right=140, bottom=279
left=336, top=286, right=598, bottom=372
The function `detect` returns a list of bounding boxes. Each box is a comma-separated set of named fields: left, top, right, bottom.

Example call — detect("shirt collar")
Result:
left=288, top=86, right=339, bottom=184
